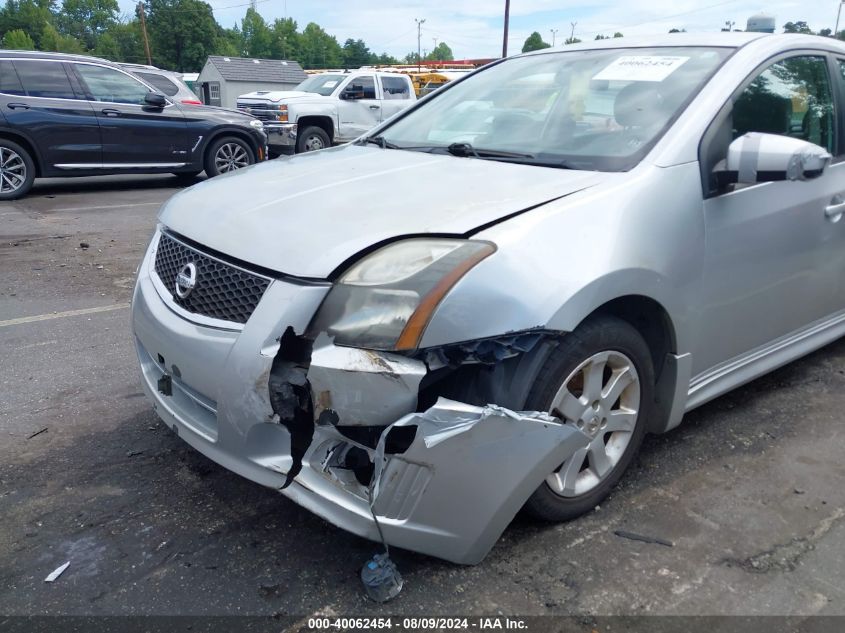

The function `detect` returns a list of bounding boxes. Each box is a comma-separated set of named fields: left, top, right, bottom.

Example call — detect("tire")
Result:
left=204, top=136, right=255, bottom=177
left=0, top=139, right=35, bottom=200
left=296, top=126, right=330, bottom=153
left=522, top=316, right=654, bottom=522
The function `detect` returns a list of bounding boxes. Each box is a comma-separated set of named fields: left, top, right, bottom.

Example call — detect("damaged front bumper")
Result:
left=132, top=231, right=590, bottom=564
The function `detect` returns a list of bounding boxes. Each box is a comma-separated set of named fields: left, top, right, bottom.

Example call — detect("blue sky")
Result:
left=118, top=1, right=843, bottom=59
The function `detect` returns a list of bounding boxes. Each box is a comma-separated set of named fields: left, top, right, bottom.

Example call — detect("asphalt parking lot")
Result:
left=1, top=173, right=844, bottom=619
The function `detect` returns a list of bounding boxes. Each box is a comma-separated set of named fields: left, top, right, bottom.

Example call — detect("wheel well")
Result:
left=589, top=295, right=676, bottom=374
left=297, top=116, right=334, bottom=142
left=0, top=131, right=42, bottom=177
left=588, top=295, right=678, bottom=433
left=205, top=129, right=260, bottom=161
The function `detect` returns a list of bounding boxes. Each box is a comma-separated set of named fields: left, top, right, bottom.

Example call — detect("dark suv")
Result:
left=0, top=51, right=267, bottom=200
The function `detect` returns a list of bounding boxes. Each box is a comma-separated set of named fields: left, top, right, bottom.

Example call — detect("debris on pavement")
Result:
left=126, top=450, right=144, bottom=457
left=44, top=561, right=70, bottom=582
left=27, top=427, right=48, bottom=439
left=614, top=530, right=674, bottom=547
left=79, top=242, right=90, bottom=249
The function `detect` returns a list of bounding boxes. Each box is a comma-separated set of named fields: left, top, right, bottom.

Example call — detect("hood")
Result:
left=160, top=145, right=605, bottom=278
left=238, top=90, right=324, bottom=102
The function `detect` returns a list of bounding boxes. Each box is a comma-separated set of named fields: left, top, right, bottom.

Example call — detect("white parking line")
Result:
left=0, top=303, right=130, bottom=328
left=51, top=202, right=162, bottom=212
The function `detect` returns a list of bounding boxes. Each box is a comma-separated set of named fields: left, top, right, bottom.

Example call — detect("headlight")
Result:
left=249, top=119, right=264, bottom=129
left=309, top=239, right=496, bottom=351
left=277, top=104, right=288, bottom=122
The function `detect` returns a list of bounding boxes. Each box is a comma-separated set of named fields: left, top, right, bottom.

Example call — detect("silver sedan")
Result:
left=132, top=32, right=845, bottom=564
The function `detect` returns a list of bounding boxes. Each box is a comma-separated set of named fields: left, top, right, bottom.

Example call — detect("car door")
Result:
left=336, top=75, right=381, bottom=141
left=1, top=58, right=101, bottom=170
left=694, top=52, right=845, bottom=376
left=379, top=75, right=413, bottom=121
left=70, top=62, right=190, bottom=167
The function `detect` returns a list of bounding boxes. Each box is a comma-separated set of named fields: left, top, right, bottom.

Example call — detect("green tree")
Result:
left=146, top=0, right=225, bottom=71
left=240, top=7, right=272, bottom=58
left=404, top=51, right=420, bottom=64
left=564, top=37, right=581, bottom=45
left=375, top=52, right=399, bottom=65
left=595, top=34, right=609, bottom=40
left=613, top=32, right=623, bottom=38
left=425, top=41, right=453, bottom=61
left=0, top=0, right=58, bottom=49
left=59, top=0, right=119, bottom=50
left=102, top=20, right=147, bottom=63
left=270, top=17, right=299, bottom=60
left=668, top=28, right=686, bottom=33
left=40, top=22, right=84, bottom=52
left=2, top=28, right=35, bottom=49
left=299, top=22, right=341, bottom=68
left=783, top=21, right=813, bottom=34
left=341, top=38, right=371, bottom=67
left=521, top=31, right=550, bottom=53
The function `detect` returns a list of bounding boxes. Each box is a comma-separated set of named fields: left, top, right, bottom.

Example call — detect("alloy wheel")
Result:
left=0, top=147, right=27, bottom=194
left=214, top=142, right=250, bottom=173
left=545, top=350, right=641, bottom=498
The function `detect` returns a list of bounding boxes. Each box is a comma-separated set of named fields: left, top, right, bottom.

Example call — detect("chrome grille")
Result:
left=236, top=102, right=277, bottom=121
left=153, top=233, right=271, bottom=324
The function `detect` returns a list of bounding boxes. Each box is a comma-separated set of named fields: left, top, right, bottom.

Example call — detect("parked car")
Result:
left=236, top=71, right=416, bottom=155
left=133, top=33, right=845, bottom=564
left=0, top=51, right=267, bottom=200
left=119, top=63, right=203, bottom=105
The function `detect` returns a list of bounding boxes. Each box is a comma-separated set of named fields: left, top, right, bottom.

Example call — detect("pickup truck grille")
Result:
left=153, top=232, right=272, bottom=325
left=236, top=102, right=277, bottom=122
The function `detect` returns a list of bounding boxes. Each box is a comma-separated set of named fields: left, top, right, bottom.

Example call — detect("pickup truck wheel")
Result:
left=296, top=126, right=330, bottom=153
left=522, top=316, right=654, bottom=522
left=205, top=136, right=255, bottom=177
left=0, top=140, right=35, bottom=200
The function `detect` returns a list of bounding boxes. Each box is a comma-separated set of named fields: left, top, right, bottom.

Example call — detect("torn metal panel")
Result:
left=416, top=331, right=547, bottom=369
left=360, top=398, right=591, bottom=565
left=307, top=343, right=427, bottom=427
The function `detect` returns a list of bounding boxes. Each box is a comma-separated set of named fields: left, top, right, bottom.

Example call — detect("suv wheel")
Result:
left=205, top=137, right=254, bottom=177
left=522, top=316, right=654, bottom=522
left=296, top=126, right=330, bottom=153
left=0, top=140, right=35, bottom=200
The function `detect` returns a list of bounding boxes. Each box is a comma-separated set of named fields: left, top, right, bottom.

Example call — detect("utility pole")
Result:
left=137, top=2, right=152, bottom=65
left=502, top=0, right=510, bottom=57
left=550, top=28, right=559, bottom=46
left=415, top=18, right=425, bottom=71
left=836, top=1, right=844, bottom=36
left=724, top=20, right=735, bottom=31
left=569, top=22, right=577, bottom=43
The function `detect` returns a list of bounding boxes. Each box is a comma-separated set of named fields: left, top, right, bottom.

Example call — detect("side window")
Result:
left=347, top=76, right=376, bottom=99
left=0, top=60, right=24, bottom=96
left=732, top=55, right=835, bottom=153
left=839, top=59, right=845, bottom=81
left=75, top=64, right=151, bottom=105
left=12, top=60, right=77, bottom=99
left=134, top=71, right=179, bottom=96
left=381, top=76, right=410, bottom=100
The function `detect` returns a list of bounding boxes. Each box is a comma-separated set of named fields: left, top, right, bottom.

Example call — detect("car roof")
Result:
left=0, top=49, right=113, bottom=64
left=518, top=32, right=845, bottom=56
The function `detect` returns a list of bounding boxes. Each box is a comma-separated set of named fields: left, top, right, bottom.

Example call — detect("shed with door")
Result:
left=196, top=56, right=307, bottom=109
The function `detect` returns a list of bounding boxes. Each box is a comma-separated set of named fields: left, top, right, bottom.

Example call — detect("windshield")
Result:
left=378, top=47, right=731, bottom=171
left=294, top=74, right=346, bottom=96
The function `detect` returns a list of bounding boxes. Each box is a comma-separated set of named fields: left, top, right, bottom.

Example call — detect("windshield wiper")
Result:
left=360, top=135, right=401, bottom=149
left=446, top=142, right=537, bottom=160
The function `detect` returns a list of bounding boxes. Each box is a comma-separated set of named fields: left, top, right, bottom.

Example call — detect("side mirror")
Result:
left=341, top=86, right=362, bottom=100
left=725, top=132, right=831, bottom=185
left=144, top=92, right=167, bottom=109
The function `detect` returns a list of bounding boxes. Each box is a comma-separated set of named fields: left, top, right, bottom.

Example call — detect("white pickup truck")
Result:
left=237, top=71, right=417, bottom=155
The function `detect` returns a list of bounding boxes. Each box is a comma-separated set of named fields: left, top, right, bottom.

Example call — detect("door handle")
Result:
left=825, top=197, right=845, bottom=221
left=7, top=103, right=29, bottom=110
left=101, top=108, right=121, bottom=117
left=369, top=105, right=380, bottom=110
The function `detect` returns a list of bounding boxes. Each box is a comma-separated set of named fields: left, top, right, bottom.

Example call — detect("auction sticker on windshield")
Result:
left=593, top=55, right=689, bottom=82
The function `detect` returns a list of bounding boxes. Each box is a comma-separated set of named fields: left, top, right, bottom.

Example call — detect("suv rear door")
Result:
left=70, top=62, right=190, bottom=168
left=1, top=58, right=101, bottom=170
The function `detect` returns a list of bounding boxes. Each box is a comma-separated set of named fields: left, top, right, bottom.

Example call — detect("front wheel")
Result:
left=0, top=139, right=35, bottom=200
left=523, top=316, right=654, bottom=522
left=296, top=126, right=330, bottom=153
left=204, top=137, right=255, bottom=177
